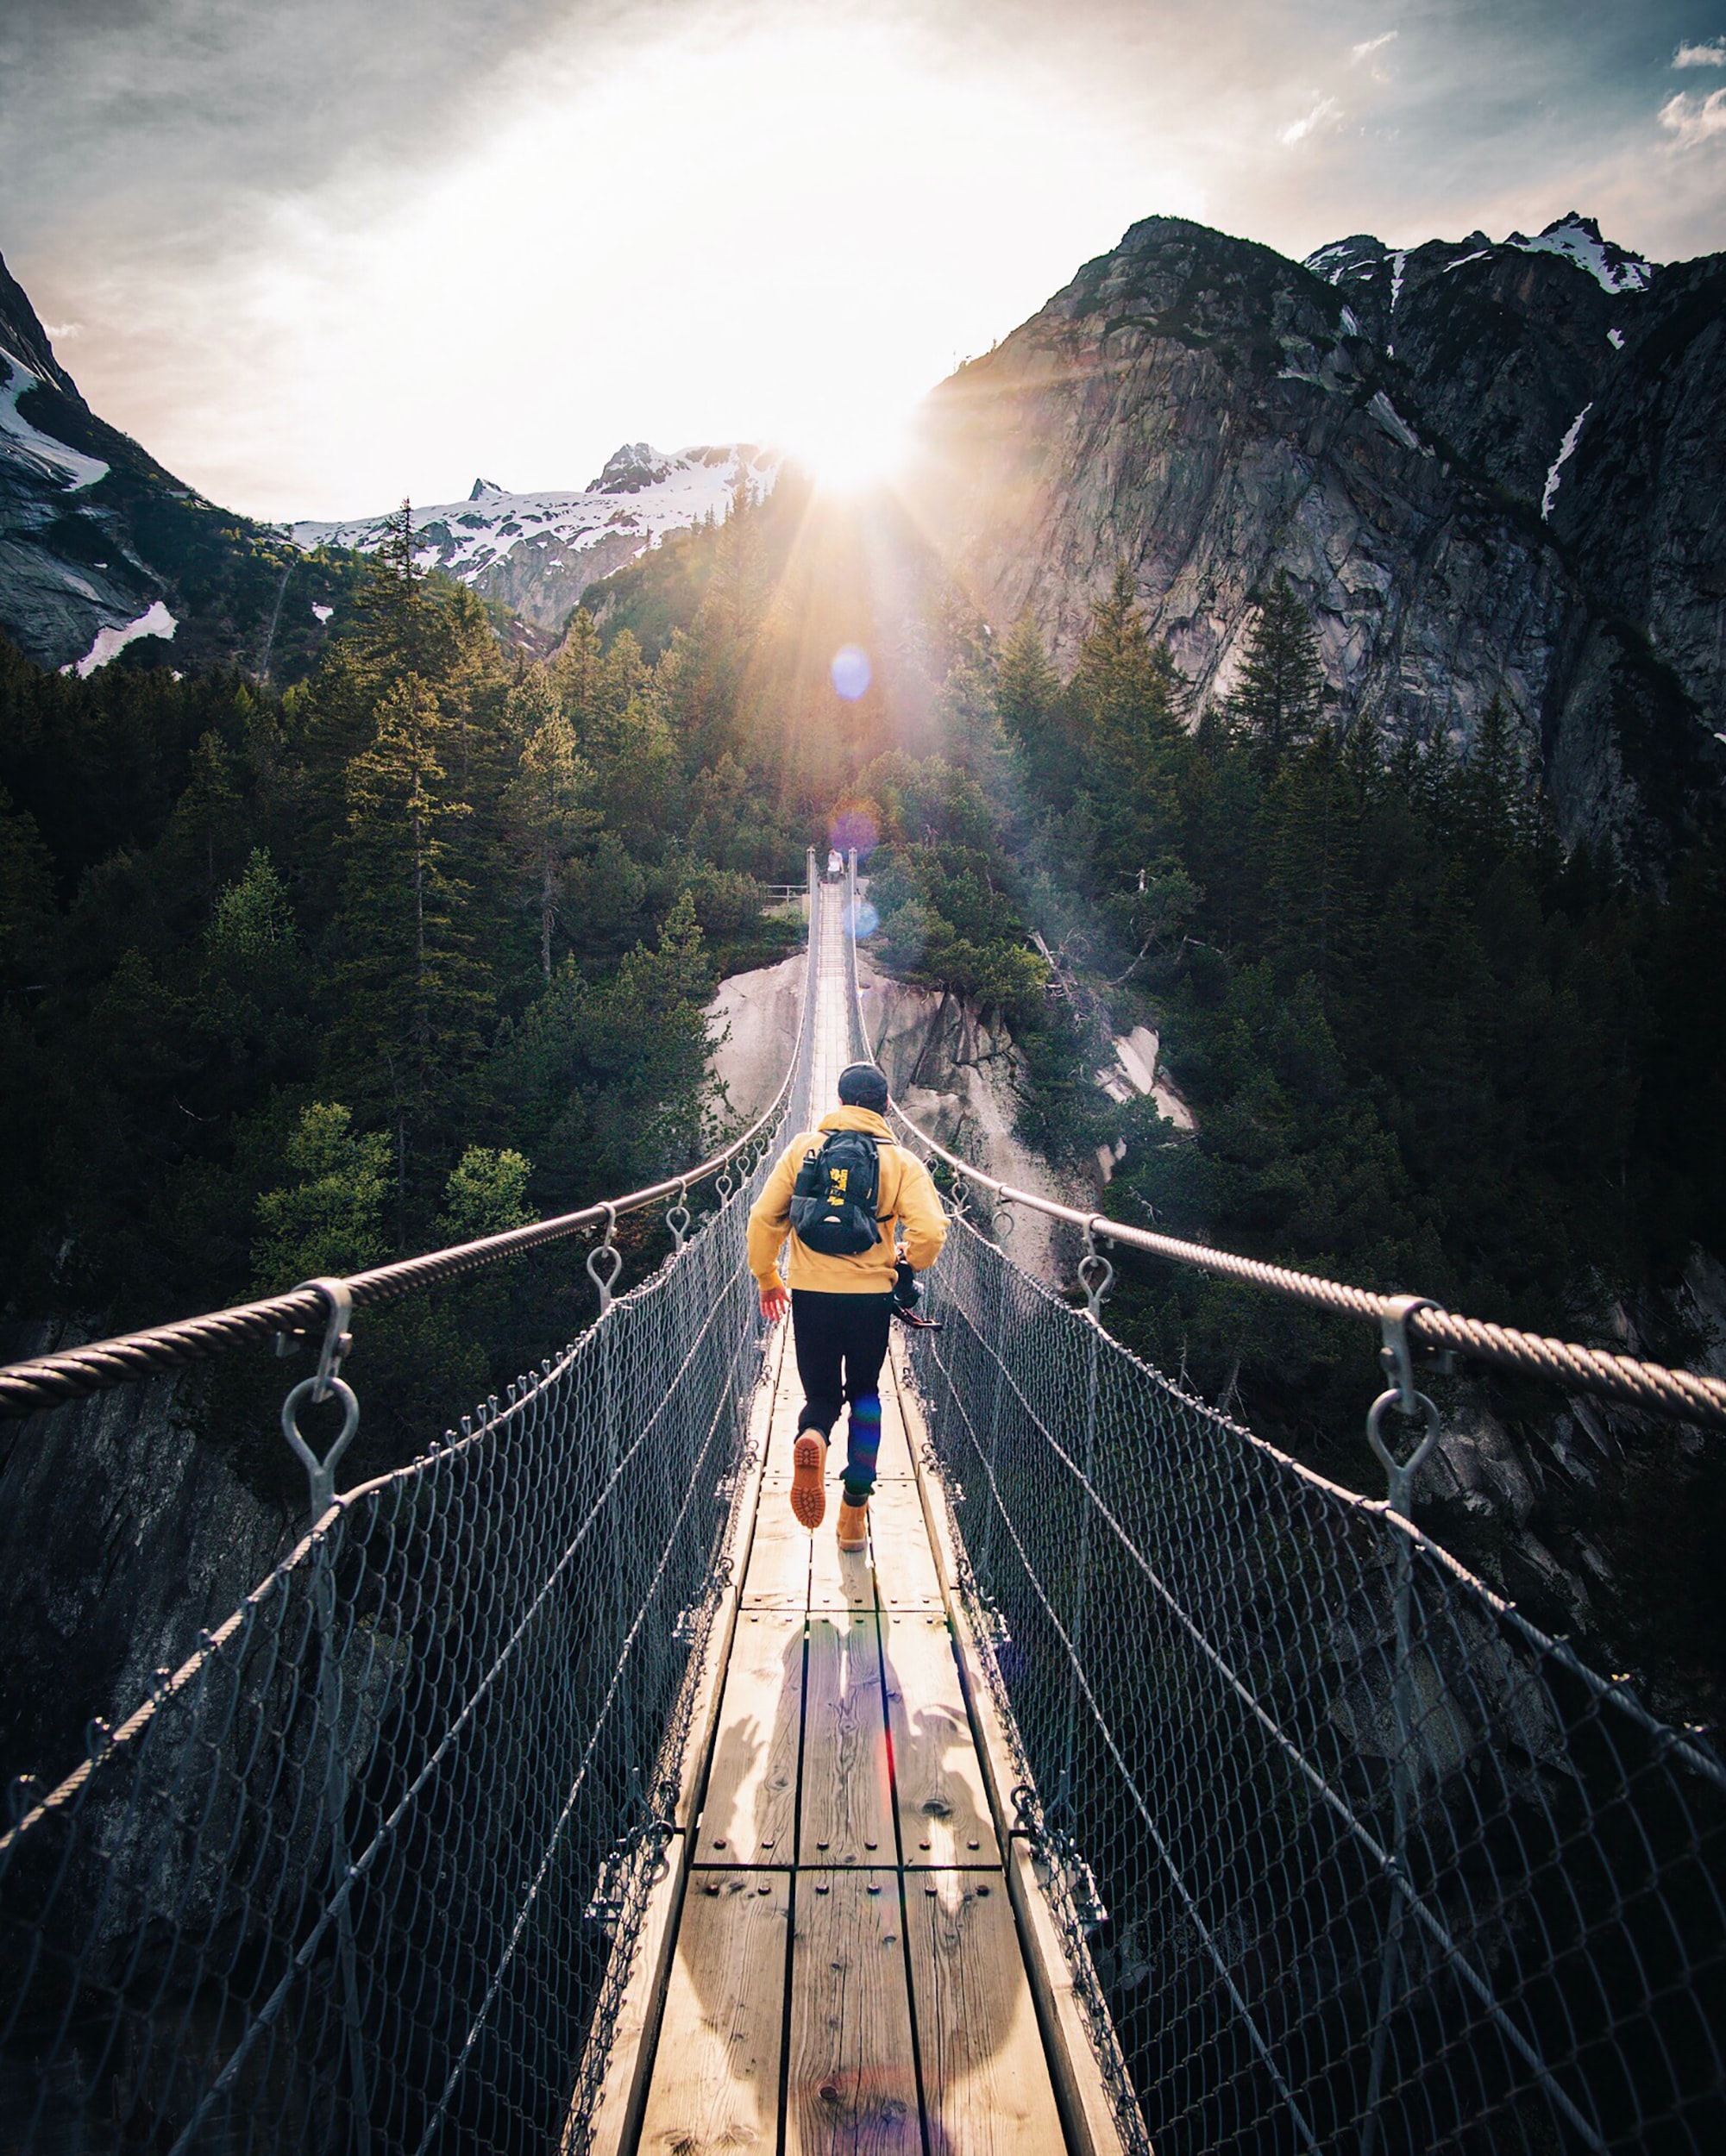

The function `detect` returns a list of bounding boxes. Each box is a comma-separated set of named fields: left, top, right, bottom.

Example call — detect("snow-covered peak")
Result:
left=588, top=442, right=675, bottom=494
left=288, top=442, right=780, bottom=631
left=1304, top=235, right=1388, bottom=286
left=1508, top=214, right=1653, bottom=295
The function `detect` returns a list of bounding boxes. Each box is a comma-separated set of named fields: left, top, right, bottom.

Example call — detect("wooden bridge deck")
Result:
left=607, top=1331, right=1077, bottom=2154
left=582, top=883, right=1127, bottom=2155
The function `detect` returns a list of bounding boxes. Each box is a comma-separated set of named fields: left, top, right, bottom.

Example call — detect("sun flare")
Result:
left=783, top=403, right=919, bottom=494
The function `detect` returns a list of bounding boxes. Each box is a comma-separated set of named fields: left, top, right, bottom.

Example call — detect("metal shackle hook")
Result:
left=587, top=1204, right=623, bottom=1313
left=279, top=1276, right=360, bottom=1522
left=1368, top=1298, right=1444, bottom=1515
left=1078, top=1222, right=1115, bottom=1320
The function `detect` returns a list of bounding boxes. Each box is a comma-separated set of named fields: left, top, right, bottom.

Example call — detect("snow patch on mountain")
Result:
left=0, top=349, right=107, bottom=491
left=1509, top=214, right=1652, bottom=295
left=289, top=443, right=779, bottom=630
left=64, top=599, right=176, bottom=678
left=1542, top=403, right=1593, bottom=519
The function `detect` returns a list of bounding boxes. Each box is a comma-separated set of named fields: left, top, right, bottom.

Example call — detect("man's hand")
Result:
left=759, top=1281, right=790, bottom=1326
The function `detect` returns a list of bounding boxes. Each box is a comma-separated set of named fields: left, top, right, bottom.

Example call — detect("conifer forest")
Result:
left=3, top=475, right=1725, bottom=1707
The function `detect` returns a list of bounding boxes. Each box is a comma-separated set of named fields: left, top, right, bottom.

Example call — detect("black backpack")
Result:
left=789, top=1131, right=883, bottom=1257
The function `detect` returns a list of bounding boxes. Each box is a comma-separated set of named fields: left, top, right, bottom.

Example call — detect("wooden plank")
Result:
left=799, top=1612, right=893, bottom=1866
left=889, top=1338, right=1139, bottom=2156
left=907, top=1870, right=1068, bottom=2153
left=880, top=1610, right=1000, bottom=1867
left=741, top=1496, right=812, bottom=1608
left=758, top=1358, right=808, bottom=1480
left=694, top=1608, right=804, bottom=1865
left=871, top=1392, right=915, bottom=1480
left=809, top=1511, right=878, bottom=1612
left=785, top=1871, right=921, bottom=2155
left=866, top=1477, right=944, bottom=1610
left=575, top=1325, right=785, bottom=2156
left=636, top=1869, right=789, bottom=2156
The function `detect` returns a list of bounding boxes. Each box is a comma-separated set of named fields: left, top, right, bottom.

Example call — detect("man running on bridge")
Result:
left=748, top=1061, right=947, bottom=1549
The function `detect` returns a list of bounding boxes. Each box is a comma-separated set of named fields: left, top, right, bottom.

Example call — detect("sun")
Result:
left=786, top=403, right=919, bottom=494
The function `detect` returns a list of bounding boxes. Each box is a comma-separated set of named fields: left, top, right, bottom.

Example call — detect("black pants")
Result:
left=790, top=1289, right=892, bottom=1501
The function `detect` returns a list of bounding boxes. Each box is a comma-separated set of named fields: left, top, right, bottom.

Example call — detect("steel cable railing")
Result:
left=842, top=859, right=1726, bottom=2153
left=0, top=860, right=823, bottom=2156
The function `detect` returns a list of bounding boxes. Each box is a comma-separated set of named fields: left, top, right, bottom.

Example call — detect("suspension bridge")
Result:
left=0, top=856, right=1722, bottom=2154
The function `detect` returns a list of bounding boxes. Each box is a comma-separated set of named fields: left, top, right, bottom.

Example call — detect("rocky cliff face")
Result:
left=0, top=250, right=355, bottom=678
left=0, top=1360, right=297, bottom=1796
left=908, top=213, right=1723, bottom=866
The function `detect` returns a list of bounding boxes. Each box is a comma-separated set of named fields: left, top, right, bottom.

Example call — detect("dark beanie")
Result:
left=837, top=1062, right=889, bottom=1112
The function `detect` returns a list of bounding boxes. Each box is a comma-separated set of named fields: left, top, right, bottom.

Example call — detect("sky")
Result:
left=3, top=0, right=1724, bottom=521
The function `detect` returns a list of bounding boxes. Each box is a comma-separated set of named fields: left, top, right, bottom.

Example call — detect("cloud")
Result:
left=1673, top=38, right=1726, bottom=66
left=1280, top=94, right=1342, bottom=146
left=1350, top=31, right=1397, bottom=61
left=1660, top=87, right=1726, bottom=145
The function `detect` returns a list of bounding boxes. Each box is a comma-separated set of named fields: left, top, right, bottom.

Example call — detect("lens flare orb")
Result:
left=831, top=646, right=872, bottom=701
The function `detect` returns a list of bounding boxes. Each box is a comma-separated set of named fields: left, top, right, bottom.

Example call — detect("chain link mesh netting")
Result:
left=0, top=892, right=819, bottom=2156
left=895, top=1213, right=1726, bottom=2155
left=837, top=856, right=1726, bottom=2154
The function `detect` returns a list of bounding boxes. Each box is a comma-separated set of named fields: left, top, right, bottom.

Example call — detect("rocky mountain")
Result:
left=0, top=250, right=356, bottom=679
left=290, top=442, right=781, bottom=635
left=907, top=211, right=1723, bottom=865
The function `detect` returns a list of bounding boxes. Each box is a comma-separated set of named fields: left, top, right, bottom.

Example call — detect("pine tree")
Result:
left=501, top=674, right=597, bottom=981
left=332, top=676, right=492, bottom=1179
left=1228, top=573, right=1325, bottom=770
left=1450, top=696, right=1538, bottom=876
left=1261, top=729, right=1361, bottom=995
left=1066, top=565, right=1186, bottom=799
left=992, top=612, right=1064, bottom=800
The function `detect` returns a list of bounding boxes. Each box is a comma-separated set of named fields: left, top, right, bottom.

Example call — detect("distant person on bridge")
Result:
left=747, top=1061, right=947, bottom=1550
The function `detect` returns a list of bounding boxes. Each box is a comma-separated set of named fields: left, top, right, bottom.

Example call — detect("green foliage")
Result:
left=982, top=581, right=1726, bottom=1539
left=438, top=1146, right=536, bottom=1242
left=254, top=1103, right=391, bottom=1288
left=0, top=483, right=813, bottom=1456
left=1224, top=572, right=1326, bottom=770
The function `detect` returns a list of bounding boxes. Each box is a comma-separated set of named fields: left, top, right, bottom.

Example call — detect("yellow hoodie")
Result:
left=747, top=1106, right=947, bottom=1295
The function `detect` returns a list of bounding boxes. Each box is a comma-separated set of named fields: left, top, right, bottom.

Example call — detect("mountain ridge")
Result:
left=904, top=207, right=1723, bottom=863
left=0, top=248, right=361, bottom=680
left=289, top=441, right=780, bottom=635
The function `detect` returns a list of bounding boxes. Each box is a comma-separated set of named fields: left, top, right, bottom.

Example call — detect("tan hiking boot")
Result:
left=790, top=1432, right=826, bottom=1530
left=836, top=1495, right=869, bottom=1553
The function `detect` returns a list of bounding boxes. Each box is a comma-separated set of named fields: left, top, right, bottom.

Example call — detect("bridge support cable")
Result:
left=840, top=853, right=1726, bottom=2154
left=0, top=860, right=825, bottom=2155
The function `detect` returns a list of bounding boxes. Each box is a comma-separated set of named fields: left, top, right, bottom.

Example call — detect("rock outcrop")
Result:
left=907, top=213, right=1724, bottom=867
left=0, top=1361, right=296, bottom=1795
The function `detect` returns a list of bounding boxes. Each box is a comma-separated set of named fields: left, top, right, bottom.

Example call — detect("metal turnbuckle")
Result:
left=1366, top=1295, right=1444, bottom=1517
left=587, top=1205, right=623, bottom=1313
left=280, top=1277, right=360, bottom=1524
